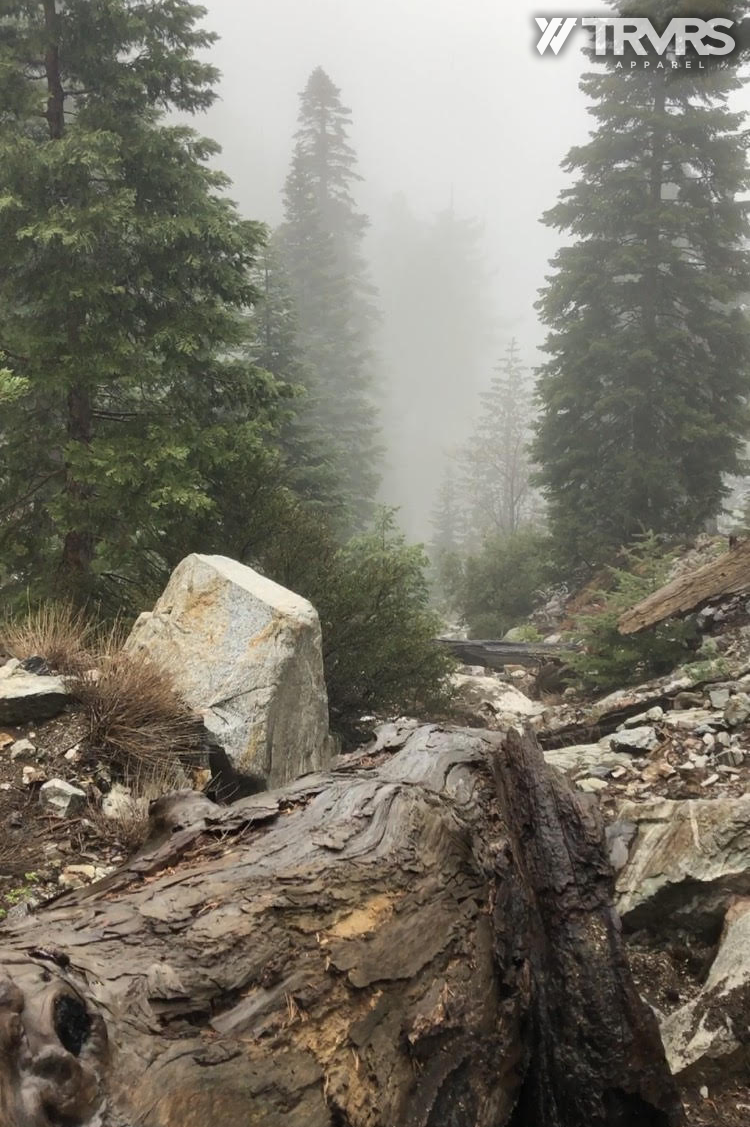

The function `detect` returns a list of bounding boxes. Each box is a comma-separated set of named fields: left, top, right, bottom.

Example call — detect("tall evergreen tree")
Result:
left=0, top=0, right=283, bottom=606
left=248, top=240, right=341, bottom=514
left=277, top=67, right=380, bottom=525
left=533, top=1, right=750, bottom=567
left=430, top=469, right=465, bottom=556
left=460, top=339, right=534, bottom=541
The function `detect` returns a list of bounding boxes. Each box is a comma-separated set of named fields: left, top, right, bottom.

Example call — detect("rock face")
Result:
left=0, top=660, right=69, bottom=725
left=125, top=554, right=332, bottom=787
left=614, top=796, right=750, bottom=936
left=661, top=898, right=750, bottom=1080
left=450, top=672, right=544, bottom=727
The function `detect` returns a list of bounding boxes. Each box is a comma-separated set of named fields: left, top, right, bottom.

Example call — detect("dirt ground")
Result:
left=0, top=707, right=125, bottom=918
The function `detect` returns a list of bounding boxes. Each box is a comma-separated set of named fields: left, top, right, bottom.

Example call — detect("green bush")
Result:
left=258, top=506, right=455, bottom=732
left=460, top=527, right=554, bottom=638
left=566, top=534, right=697, bottom=695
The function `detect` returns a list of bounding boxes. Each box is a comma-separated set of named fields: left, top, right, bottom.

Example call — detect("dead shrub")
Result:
left=91, top=759, right=190, bottom=854
left=1, top=601, right=97, bottom=675
left=71, top=651, right=202, bottom=783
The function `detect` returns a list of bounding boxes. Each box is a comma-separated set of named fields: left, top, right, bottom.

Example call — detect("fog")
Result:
left=193, top=2, right=599, bottom=538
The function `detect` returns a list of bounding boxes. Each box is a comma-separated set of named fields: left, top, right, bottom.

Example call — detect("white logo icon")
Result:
left=535, top=16, right=579, bottom=55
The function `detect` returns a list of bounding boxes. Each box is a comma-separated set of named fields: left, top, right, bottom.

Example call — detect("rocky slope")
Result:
left=0, top=549, right=748, bottom=1123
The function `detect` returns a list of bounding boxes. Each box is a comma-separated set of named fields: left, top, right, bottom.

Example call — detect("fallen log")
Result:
left=618, top=539, right=750, bottom=635
left=437, top=638, right=575, bottom=670
left=0, top=725, right=683, bottom=1127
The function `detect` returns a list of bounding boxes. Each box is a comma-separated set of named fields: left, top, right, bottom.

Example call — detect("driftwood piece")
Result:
left=618, top=540, right=750, bottom=635
left=0, top=725, right=683, bottom=1126
left=437, top=638, right=574, bottom=670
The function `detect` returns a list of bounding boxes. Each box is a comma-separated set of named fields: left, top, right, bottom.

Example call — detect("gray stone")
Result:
left=0, top=660, right=69, bottom=725
left=9, top=738, right=37, bottom=761
left=544, top=743, right=632, bottom=778
left=611, top=726, right=660, bottom=754
left=716, top=748, right=746, bottom=768
left=615, top=795, right=750, bottom=936
left=661, top=898, right=750, bottom=1078
left=624, top=706, right=664, bottom=728
left=724, top=692, right=750, bottom=728
left=606, top=820, right=638, bottom=873
left=663, top=709, right=721, bottom=732
left=125, top=554, right=332, bottom=787
left=708, top=688, right=731, bottom=710
left=40, top=778, right=86, bottom=818
left=577, top=777, right=609, bottom=794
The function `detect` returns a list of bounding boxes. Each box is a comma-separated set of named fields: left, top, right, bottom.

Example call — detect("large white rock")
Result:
left=614, top=795, right=750, bottom=935
left=450, top=673, right=544, bottom=727
left=661, top=898, right=750, bottom=1078
left=125, top=554, right=332, bottom=787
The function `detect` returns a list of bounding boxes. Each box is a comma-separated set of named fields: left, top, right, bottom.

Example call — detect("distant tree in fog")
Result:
left=248, top=240, right=342, bottom=517
left=533, top=13, right=750, bottom=568
left=459, top=339, right=534, bottom=541
left=430, top=469, right=465, bottom=555
left=277, top=67, right=380, bottom=527
left=375, top=196, right=495, bottom=541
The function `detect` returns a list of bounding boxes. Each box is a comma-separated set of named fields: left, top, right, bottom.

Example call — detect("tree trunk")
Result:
left=43, top=0, right=95, bottom=589
left=0, top=726, right=684, bottom=1127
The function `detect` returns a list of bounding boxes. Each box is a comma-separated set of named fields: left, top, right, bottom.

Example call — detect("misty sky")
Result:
left=191, top=2, right=750, bottom=537
left=200, top=1, right=590, bottom=344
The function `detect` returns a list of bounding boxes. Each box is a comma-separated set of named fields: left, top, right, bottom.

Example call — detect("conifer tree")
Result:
left=460, top=339, right=534, bottom=541
left=533, top=1, right=750, bottom=567
left=277, top=67, right=380, bottom=525
left=248, top=241, right=341, bottom=514
left=430, top=470, right=464, bottom=556
left=0, top=0, right=282, bottom=605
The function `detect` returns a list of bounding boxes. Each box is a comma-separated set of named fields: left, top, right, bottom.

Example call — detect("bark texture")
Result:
left=0, top=725, right=683, bottom=1127
left=619, top=539, right=750, bottom=635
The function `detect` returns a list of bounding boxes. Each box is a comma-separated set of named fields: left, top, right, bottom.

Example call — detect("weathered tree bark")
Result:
left=619, top=539, right=750, bottom=635
left=0, top=726, right=683, bottom=1127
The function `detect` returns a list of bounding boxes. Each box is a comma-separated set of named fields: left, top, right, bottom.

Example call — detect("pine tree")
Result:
left=460, top=339, right=534, bottom=541
left=277, top=67, right=380, bottom=525
left=533, top=1, right=750, bottom=568
left=430, top=469, right=464, bottom=556
left=248, top=240, right=342, bottom=515
left=0, top=0, right=283, bottom=606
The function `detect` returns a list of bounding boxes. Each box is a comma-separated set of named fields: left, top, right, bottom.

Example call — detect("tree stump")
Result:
left=0, top=725, right=683, bottom=1126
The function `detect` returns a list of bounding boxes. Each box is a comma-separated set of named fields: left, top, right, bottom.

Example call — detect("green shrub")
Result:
left=566, top=534, right=697, bottom=695
left=460, top=527, right=554, bottom=638
left=260, top=505, right=455, bottom=731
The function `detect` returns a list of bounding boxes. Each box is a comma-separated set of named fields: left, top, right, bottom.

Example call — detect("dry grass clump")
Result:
left=0, top=601, right=98, bottom=675
left=71, top=650, right=201, bottom=782
left=92, top=759, right=191, bottom=854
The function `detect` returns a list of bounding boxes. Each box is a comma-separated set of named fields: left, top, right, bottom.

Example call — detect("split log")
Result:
left=0, top=725, right=683, bottom=1127
left=619, top=539, right=750, bottom=635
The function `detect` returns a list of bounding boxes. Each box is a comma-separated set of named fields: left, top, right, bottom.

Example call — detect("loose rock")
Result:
left=39, top=778, right=86, bottom=818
